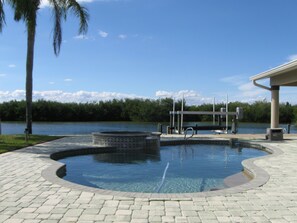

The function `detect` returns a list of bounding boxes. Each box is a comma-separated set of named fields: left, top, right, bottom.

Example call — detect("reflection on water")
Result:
left=1, top=121, right=296, bottom=135
left=0, top=122, right=159, bottom=135
left=93, top=150, right=161, bottom=164
left=59, top=144, right=267, bottom=193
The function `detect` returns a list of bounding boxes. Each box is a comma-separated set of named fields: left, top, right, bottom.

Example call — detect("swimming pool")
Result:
left=58, top=144, right=267, bottom=193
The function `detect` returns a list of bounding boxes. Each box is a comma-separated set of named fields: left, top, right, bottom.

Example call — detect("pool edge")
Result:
left=41, top=138, right=282, bottom=199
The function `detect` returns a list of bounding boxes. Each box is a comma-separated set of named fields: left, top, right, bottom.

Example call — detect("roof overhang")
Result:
left=250, top=60, right=297, bottom=87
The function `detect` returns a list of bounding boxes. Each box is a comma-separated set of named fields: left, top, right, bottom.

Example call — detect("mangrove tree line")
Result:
left=0, top=99, right=296, bottom=124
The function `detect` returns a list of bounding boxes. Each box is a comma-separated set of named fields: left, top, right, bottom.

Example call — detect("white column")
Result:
left=271, top=86, right=280, bottom=128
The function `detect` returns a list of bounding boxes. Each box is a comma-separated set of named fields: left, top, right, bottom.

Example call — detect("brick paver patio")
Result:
left=1, top=135, right=297, bottom=223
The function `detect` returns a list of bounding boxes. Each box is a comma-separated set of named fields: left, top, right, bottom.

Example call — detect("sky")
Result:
left=1, top=0, right=297, bottom=105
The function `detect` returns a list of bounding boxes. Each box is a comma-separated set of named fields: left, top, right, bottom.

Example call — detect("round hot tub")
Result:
left=92, top=131, right=160, bottom=150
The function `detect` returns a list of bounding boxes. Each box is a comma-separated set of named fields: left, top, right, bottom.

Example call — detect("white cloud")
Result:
left=118, top=34, right=127, bottom=40
left=74, top=35, right=86, bottom=40
left=99, top=30, right=108, bottom=38
left=287, top=54, right=297, bottom=62
left=74, top=34, right=89, bottom=40
left=8, top=64, right=16, bottom=68
left=238, top=82, right=255, bottom=92
left=40, top=0, right=94, bottom=8
left=156, top=90, right=198, bottom=99
left=40, top=0, right=50, bottom=8
left=77, top=0, right=94, bottom=2
left=64, top=78, right=73, bottom=82
left=49, top=82, right=55, bottom=85
left=220, top=75, right=246, bottom=86
left=219, top=75, right=271, bottom=103
left=0, top=90, right=144, bottom=103
left=74, top=34, right=95, bottom=41
left=156, top=90, right=213, bottom=105
left=0, top=89, right=296, bottom=104
left=96, top=0, right=128, bottom=2
left=0, top=90, right=26, bottom=102
left=0, top=73, right=7, bottom=77
left=238, top=82, right=266, bottom=98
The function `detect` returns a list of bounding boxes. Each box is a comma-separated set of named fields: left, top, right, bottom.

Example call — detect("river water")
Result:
left=0, top=121, right=295, bottom=135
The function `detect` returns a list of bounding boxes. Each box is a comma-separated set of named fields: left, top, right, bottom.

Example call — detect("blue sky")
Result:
left=1, top=0, right=297, bottom=105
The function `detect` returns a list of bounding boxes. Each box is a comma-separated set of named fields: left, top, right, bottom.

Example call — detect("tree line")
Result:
left=0, top=99, right=296, bottom=124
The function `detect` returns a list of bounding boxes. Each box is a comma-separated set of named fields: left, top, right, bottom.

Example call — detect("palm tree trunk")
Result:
left=26, top=22, right=36, bottom=134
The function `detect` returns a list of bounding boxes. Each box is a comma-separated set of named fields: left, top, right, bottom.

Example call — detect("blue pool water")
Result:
left=59, top=144, right=267, bottom=193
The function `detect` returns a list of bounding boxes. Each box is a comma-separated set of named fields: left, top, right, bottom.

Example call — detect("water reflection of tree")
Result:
left=93, top=150, right=160, bottom=164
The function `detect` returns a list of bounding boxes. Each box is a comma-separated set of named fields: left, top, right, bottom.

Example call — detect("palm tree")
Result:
left=0, top=0, right=89, bottom=134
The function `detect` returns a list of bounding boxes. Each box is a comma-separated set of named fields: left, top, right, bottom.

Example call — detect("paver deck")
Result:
left=1, top=134, right=297, bottom=222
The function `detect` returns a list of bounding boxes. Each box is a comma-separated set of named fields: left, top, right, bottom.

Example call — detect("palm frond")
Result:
left=48, top=0, right=89, bottom=55
left=67, top=0, right=89, bottom=34
left=48, top=0, right=65, bottom=55
left=0, top=0, right=5, bottom=32
left=6, top=0, right=39, bottom=22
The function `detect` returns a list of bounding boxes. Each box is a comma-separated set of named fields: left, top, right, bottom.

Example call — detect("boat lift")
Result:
left=168, top=98, right=243, bottom=135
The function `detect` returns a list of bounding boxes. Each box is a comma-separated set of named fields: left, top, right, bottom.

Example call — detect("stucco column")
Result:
left=271, top=85, right=280, bottom=128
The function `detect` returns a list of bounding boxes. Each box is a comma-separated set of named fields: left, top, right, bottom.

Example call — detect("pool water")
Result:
left=59, top=144, right=267, bottom=193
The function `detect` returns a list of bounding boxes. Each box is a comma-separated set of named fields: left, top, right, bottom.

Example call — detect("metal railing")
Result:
left=184, top=127, right=194, bottom=140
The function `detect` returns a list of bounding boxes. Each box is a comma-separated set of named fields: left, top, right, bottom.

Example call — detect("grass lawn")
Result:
left=0, top=135, right=61, bottom=154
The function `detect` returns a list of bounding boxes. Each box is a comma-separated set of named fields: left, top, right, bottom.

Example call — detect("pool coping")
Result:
left=41, top=137, right=283, bottom=199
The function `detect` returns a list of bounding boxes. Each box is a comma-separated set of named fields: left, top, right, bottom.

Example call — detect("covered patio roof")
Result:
left=250, top=59, right=297, bottom=133
left=250, top=59, right=297, bottom=86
